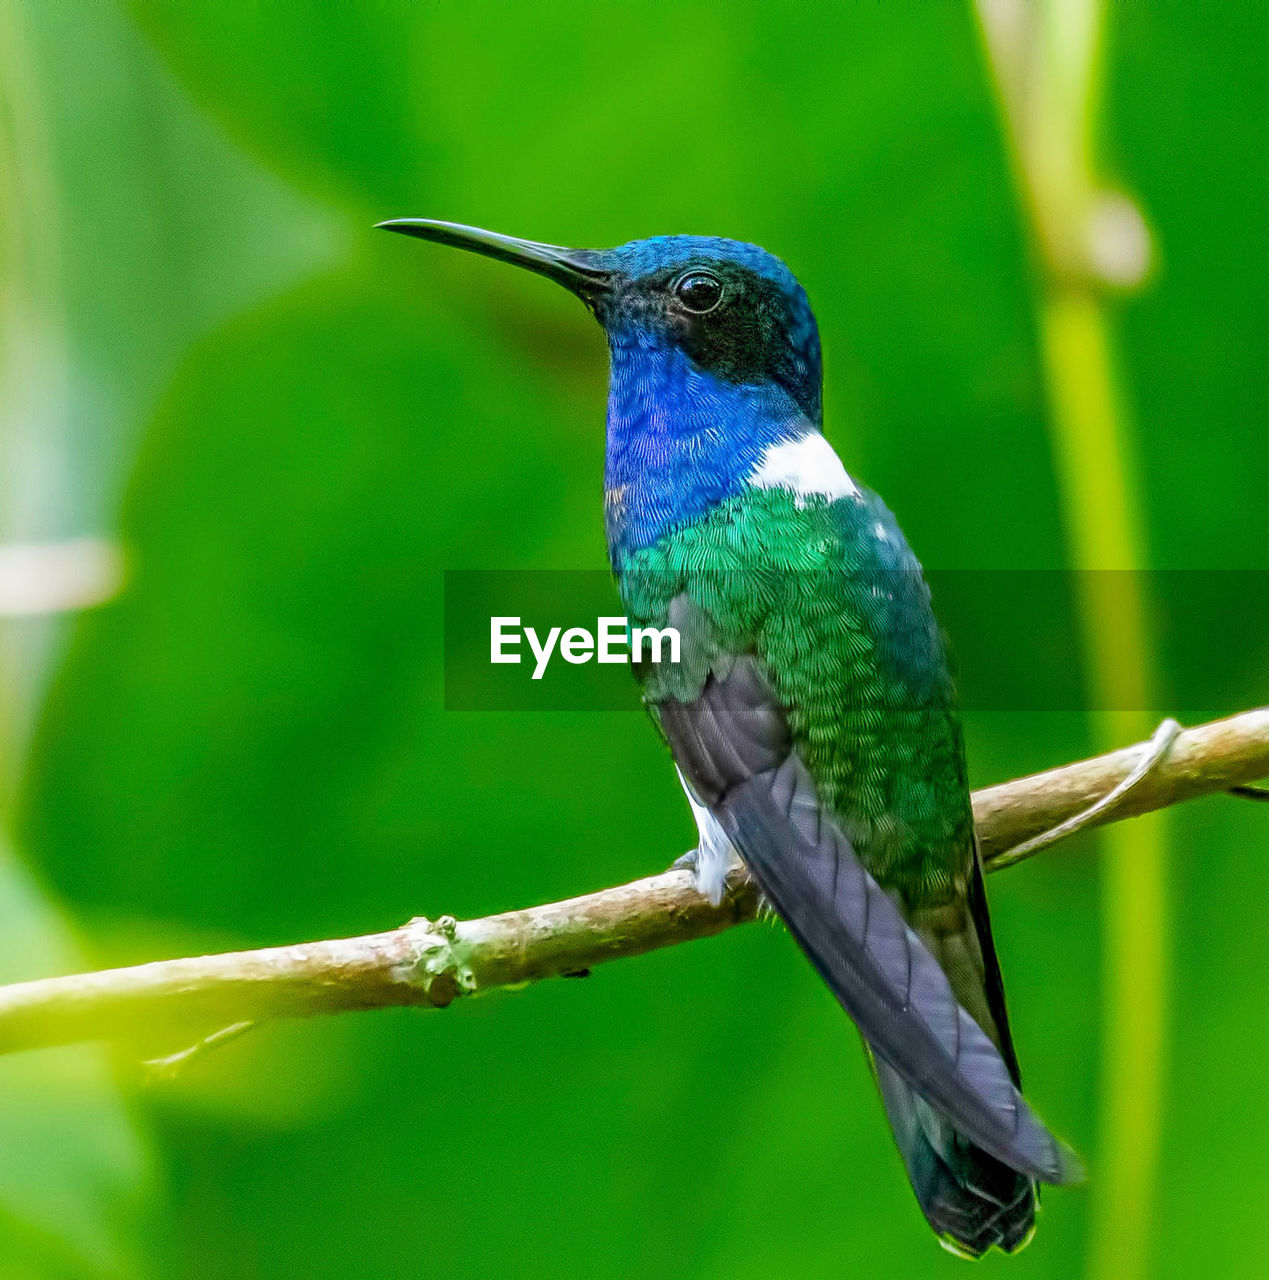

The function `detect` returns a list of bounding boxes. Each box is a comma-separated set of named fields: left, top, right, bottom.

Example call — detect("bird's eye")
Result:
left=674, top=271, right=723, bottom=314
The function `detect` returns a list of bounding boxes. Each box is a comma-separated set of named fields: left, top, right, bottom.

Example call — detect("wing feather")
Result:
left=656, top=654, right=1080, bottom=1186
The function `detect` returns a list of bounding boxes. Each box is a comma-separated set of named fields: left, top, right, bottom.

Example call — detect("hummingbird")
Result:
left=380, top=219, right=1082, bottom=1255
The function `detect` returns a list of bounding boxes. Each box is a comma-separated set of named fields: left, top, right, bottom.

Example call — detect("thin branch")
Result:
left=0, top=707, right=1265, bottom=1059
left=986, top=716, right=1181, bottom=871
left=142, top=1020, right=257, bottom=1081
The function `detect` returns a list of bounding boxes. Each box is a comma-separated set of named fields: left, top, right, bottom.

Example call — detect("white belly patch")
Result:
left=749, top=432, right=859, bottom=505
left=676, top=768, right=741, bottom=906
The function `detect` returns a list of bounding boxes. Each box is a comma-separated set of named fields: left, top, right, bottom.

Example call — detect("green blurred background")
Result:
left=2, top=2, right=1267, bottom=1277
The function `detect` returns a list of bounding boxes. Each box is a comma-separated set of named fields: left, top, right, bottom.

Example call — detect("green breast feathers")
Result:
left=616, top=484, right=973, bottom=899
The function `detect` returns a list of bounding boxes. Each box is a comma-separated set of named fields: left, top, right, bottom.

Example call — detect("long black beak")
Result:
left=376, top=219, right=612, bottom=301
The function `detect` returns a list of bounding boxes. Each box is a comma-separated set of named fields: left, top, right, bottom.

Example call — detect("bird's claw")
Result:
left=669, top=846, right=776, bottom=918
left=670, top=847, right=700, bottom=874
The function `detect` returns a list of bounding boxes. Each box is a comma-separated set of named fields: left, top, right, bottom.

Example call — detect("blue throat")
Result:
left=603, top=334, right=817, bottom=565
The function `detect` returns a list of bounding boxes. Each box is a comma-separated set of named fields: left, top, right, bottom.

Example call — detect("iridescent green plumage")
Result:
left=619, top=484, right=973, bottom=902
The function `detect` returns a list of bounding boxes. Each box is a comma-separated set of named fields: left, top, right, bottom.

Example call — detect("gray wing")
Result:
left=655, top=651, right=1080, bottom=1186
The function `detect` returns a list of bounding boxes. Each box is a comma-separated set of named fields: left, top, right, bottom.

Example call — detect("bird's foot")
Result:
left=994, top=717, right=1182, bottom=870
left=669, top=844, right=730, bottom=904
left=670, top=847, right=700, bottom=874
left=669, top=846, right=774, bottom=917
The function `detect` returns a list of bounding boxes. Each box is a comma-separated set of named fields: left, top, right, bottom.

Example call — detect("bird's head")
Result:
left=378, top=220, right=822, bottom=423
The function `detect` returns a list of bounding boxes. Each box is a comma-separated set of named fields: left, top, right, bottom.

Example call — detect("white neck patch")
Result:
left=749, top=432, right=859, bottom=505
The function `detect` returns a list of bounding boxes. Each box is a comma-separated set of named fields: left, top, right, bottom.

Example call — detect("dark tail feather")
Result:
left=871, top=1053, right=1037, bottom=1257
left=867, top=847, right=1040, bottom=1256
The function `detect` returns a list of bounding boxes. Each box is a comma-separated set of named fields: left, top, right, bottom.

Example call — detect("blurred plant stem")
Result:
left=0, top=0, right=121, bottom=801
left=977, top=3, right=1162, bottom=1277
left=0, top=0, right=68, bottom=799
left=0, top=11, right=148, bottom=1274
